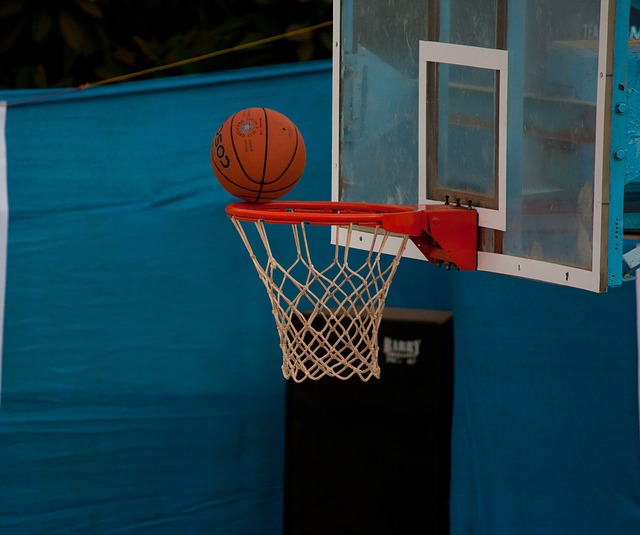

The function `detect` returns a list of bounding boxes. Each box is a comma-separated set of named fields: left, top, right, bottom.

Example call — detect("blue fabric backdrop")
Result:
left=450, top=271, right=640, bottom=534
left=0, top=59, right=638, bottom=534
left=0, top=62, right=335, bottom=534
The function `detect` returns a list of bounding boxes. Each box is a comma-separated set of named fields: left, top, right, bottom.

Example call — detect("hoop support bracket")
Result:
left=226, top=201, right=478, bottom=271
left=380, top=205, right=478, bottom=270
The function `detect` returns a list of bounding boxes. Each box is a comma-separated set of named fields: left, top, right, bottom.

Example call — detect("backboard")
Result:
left=332, top=0, right=638, bottom=292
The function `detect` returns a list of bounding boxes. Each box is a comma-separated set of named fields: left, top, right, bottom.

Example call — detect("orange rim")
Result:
left=225, top=201, right=420, bottom=226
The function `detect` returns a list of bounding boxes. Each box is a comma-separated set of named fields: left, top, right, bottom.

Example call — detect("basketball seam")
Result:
left=229, top=111, right=263, bottom=187
left=258, top=107, right=268, bottom=201
left=272, top=127, right=300, bottom=183
left=212, top=163, right=264, bottom=193
left=211, top=145, right=262, bottom=192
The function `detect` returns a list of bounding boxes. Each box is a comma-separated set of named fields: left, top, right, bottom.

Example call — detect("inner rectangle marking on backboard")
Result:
left=419, top=41, right=508, bottom=231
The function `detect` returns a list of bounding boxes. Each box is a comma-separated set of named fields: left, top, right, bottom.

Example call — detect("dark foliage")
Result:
left=0, top=0, right=333, bottom=89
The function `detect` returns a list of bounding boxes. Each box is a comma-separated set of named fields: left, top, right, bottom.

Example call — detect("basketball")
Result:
left=211, top=107, right=306, bottom=203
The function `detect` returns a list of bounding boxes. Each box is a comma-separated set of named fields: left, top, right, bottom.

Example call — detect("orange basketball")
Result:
left=211, top=107, right=306, bottom=203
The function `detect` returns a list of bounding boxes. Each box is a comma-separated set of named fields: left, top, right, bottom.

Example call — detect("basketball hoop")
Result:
left=226, top=201, right=477, bottom=381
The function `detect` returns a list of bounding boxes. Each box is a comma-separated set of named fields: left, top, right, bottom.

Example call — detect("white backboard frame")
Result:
left=331, top=0, right=613, bottom=292
left=418, top=41, right=508, bottom=232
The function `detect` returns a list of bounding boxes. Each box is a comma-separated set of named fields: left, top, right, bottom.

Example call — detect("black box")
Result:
left=283, top=308, right=454, bottom=535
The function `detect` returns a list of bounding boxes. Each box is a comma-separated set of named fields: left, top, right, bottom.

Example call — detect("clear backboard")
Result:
left=332, top=0, right=638, bottom=292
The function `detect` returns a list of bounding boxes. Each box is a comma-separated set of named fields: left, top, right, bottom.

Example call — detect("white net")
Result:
left=230, top=217, right=409, bottom=381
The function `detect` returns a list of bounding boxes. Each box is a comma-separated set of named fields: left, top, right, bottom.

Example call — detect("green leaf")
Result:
left=72, top=0, right=104, bottom=19
left=0, top=19, right=25, bottom=53
left=58, top=10, right=86, bottom=53
left=132, top=35, right=160, bottom=63
left=32, top=9, right=54, bottom=43
left=15, top=65, right=36, bottom=88
left=112, top=46, right=137, bottom=67
left=318, top=29, right=332, bottom=52
left=0, top=0, right=28, bottom=18
left=33, top=63, right=48, bottom=88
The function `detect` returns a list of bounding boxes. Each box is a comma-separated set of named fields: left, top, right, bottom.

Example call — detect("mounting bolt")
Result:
left=615, top=102, right=628, bottom=114
left=614, top=149, right=626, bottom=160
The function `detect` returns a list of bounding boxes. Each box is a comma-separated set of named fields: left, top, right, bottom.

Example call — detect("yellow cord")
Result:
left=80, top=20, right=333, bottom=90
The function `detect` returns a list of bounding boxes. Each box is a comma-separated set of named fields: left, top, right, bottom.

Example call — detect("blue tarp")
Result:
left=450, top=273, right=640, bottom=534
left=0, top=62, right=335, bottom=534
left=0, top=59, right=638, bottom=534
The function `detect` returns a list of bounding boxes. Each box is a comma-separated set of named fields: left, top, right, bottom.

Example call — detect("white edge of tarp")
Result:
left=0, top=102, right=8, bottom=406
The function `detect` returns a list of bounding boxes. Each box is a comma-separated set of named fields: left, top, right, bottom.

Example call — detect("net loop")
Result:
left=230, top=216, right=408, bottom=381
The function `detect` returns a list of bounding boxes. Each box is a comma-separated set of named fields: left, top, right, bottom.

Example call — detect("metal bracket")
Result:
left=622, top=246, right=640, bottom=280
left=380, top=205, right=478, bottom=270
